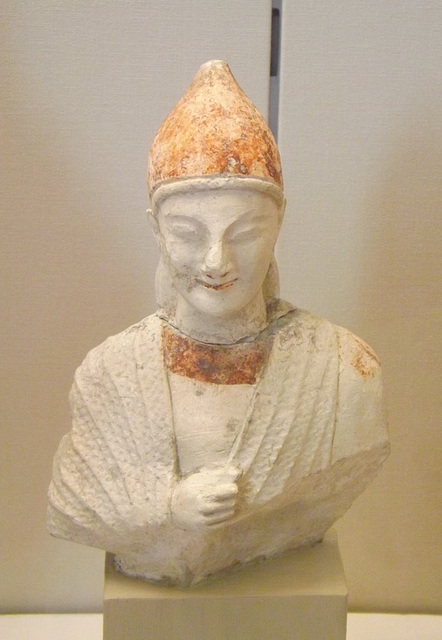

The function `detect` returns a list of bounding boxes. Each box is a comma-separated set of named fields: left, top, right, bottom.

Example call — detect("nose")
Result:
left=202, top=240, right=232, bottom=279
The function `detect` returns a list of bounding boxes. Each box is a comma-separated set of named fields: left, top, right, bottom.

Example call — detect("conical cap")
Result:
left=147, top=60, right=282, bottom=195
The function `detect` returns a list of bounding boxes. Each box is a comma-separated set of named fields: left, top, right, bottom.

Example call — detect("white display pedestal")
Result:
left=103, top=530, right=347, bottom=640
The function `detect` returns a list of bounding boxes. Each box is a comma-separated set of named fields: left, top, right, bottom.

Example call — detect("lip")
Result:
left=197, top=278, right=238, bottom=291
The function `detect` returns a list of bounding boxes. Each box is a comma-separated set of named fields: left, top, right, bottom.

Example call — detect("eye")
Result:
left=170, top=224, right=199, bottom=240
left=165, top=216, right=203, bottom=242
left=229, top=226, right=263, bottom=243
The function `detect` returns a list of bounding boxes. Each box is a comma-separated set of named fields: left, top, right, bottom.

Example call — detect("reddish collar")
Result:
left=162, top=325, right=272, bottom=385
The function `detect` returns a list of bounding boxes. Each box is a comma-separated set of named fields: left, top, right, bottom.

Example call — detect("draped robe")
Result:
left=48, top=306, right=389, bottom=585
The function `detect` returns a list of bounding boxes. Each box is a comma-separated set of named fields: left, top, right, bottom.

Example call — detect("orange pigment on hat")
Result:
left=147, top=60, right=283, bottom=195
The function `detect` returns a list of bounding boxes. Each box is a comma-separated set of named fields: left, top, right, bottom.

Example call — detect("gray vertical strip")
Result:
left=269, top=0, right=282, bottom=141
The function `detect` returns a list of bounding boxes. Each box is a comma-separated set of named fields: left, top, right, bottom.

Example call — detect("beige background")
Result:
left=1, top=0, right=441, bottom=614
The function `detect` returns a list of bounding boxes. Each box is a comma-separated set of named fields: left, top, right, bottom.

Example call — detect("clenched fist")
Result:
left=171, top=466, right=241, bottom=530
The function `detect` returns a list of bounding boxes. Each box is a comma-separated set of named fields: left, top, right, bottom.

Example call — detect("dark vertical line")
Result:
left=269, top=0, right=282, bottom=141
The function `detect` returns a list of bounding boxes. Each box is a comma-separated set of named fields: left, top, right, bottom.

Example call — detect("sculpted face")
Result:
left=152, top=187, right=282, bottom=321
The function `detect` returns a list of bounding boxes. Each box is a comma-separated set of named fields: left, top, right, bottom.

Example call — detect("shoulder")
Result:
left=332, top=325, right=388, bottom=458
left=275, top=305, right=388, bottom=455
left=271, top=305, right=335, bottom=340
left=271, top=307, right=342, bottom=363
left=278, top=306, right=382, bottom=377
left=336, top=325, right=382, bottom=379
left=73, top=313, right=161, bottom=384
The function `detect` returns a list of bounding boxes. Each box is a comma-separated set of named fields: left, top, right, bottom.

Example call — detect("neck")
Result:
left=174, top=291, right=267, bottom=344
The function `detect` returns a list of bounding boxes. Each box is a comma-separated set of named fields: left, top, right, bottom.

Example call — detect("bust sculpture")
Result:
left=48, top=61, right=389, bottom=586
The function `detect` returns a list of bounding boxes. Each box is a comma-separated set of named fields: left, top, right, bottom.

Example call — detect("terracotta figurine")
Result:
left=48, top=61, right=389, bottom=586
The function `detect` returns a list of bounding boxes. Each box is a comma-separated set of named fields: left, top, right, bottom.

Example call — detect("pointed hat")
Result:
left=147, top=60, right=282, bottom=195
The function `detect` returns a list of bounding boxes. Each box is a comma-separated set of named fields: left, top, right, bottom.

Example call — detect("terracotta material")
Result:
left=147, top=60, right=282, bottom=195
left=350, top=335, right=381, bottom=378
left=163, top=325, right=271, bottom=385
left=47, top=61, right=389, bottom=588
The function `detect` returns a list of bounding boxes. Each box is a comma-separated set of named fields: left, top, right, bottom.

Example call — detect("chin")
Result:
left=185, top=287, right=259, bottom=320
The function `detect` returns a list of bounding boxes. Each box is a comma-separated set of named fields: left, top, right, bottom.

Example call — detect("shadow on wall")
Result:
left=359, top=106, right=442, bottom=332
left=341, top=106, right=442, bottom=613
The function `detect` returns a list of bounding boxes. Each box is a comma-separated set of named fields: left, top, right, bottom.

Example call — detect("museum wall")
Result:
left=1, top=0, right=441, bottom=613
left=276, top=2, right=442, bottom=613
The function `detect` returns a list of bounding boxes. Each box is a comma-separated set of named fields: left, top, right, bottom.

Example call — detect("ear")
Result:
left=146, top=208, right=161, bottom=247
left=278, top=198, right=287, bottom=229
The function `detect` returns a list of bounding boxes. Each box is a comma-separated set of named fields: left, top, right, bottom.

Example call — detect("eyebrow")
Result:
left=164, top=209, right=270, bottom=230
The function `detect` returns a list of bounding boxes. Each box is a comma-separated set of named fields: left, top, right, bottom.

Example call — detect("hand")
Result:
left=171, top=466, right=241, bottom=530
